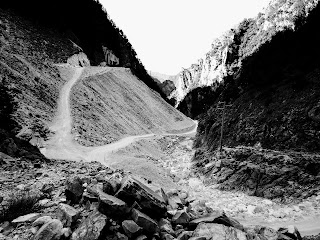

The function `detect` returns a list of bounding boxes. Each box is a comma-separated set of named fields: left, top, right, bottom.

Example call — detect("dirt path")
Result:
left=41, top=65, right=196, bottom=163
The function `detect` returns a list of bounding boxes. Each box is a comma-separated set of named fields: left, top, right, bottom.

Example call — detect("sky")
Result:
left=100, top=0, right=271, bottom=75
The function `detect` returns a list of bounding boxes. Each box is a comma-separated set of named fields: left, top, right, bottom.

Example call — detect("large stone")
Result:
left=192, top=223, right=246, bottom=240
left=12, top=213, right=40, bottom=224
left=168, top=194, right=183, bottom=210
left=32, top=219, right=63, bottom=240
left=71, top=211, right=107, bottom=240
left=33, top=216, right=53, bottom=227
left=132, top=208, right=159, bottom=234
left=172, top=210, right=190, bottom=225
left=177, top=231, right=193, bottom=240
left=115, top=177, right=166, bottom=219
left=159, top=218, right=175, bottom=235
left=189, top=212, right=244, bottom=231
left=98, top=191, right=128, bottom=218
left=65, top=176, right=83, bottom=204
left=122, top=220, right=143, bottom=238
left=57, top=203, right=80, bottom=227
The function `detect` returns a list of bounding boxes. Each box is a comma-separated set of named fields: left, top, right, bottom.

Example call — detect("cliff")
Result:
left=176, top=0, right=320, bottom=153
left=170, top=0, right=319, bottom=106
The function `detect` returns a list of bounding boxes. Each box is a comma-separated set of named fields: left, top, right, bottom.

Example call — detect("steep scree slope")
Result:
left=0, top=9, right=79, bottom=159
left=70, top=68, right=194, bottom=146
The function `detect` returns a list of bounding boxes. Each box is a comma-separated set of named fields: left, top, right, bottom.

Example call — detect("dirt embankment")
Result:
left=70, top=68, right=194, bottom=147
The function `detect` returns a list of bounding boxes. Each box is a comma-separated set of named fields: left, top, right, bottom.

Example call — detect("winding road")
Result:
left=41, top=65, right=197, bottom=163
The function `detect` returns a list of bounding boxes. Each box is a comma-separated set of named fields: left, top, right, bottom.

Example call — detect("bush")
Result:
left=0, top=191, right=42, bottom=222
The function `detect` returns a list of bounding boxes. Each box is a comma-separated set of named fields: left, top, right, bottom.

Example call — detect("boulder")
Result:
left=103, top=178, right=121, bottom=196
left=159, top=218, right=175, bottom=235
left=71, top=211, right=107, bottom=240
left=168, top=194, right=183, bottom=210
left=122, top=220, right=143, bottom=238
left=192, top=223, right=246, bottom=240
left=12, top=213, right=40, bottom=224
left=65, top=176, right=83, bottom=204
left=98, top=191, right=128, bottom=218
left=57, top=203, right=80, bottom=227
left=115, top=177, right=166, bottom=219
left=32, top=219, right=63, bottom=240
left=32, top=216, right=53, bottom=227
left=177, top=231, right=193, bottom=240
left=135, top=235, right=148, bottom=240
left=189, top=212, right=244, bottom=231
left=172, top=210, right=190, bottom=225
left=132, top=208, right=159, bottom=234
left=160, top=232, right=175, bottom=240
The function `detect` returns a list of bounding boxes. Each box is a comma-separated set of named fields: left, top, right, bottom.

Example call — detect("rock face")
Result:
left=193, top=147, right=320, bottom=202
left=177, top=0, right=320, bottom=159
left=102, top=46, right=119, bottom=66
left=67, top=52, right=90, bottom=67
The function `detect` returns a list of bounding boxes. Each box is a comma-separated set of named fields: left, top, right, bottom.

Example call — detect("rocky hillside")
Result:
left=170, top=0, right=319, bottom=106
left=174, top=0, right=320, bottom=153
left=70, top=68, right=193, bottom=146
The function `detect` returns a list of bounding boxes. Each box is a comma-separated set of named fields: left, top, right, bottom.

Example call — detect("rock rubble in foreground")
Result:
left=0, top=153, right=314, bottom=240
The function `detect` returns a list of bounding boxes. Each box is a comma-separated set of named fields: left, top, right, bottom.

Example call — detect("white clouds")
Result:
left=100, top=0, right=271, bottom=75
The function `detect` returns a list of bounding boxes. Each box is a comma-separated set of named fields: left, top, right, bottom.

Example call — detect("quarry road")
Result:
left=41, top=64, right=197, bottom=162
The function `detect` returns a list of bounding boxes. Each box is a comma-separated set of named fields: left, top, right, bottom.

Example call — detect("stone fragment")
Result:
left=65, top=176, right=83, bottom=204
left=192, top=223, right=246, bottom=240
left=188, top=237, right=206, bottom=240
left=160, top=232, right=175, bottom=240
left=172, top=210, right=190, bottom=225
left=32, top=216, right=53, bottom=227
left=177, top=231, right=193, bottom=240
left=135, top=235, right=148, bottom=240
left=57, top=203, right=80, bottom=227
left=132, top=208, right=159, bottom=234
left=98, top=191, right=128, bottom=218
left=159, top=218, right=175, bottom=235
left=122, top=220, right=142, bottom=238
left=61, top=228, right=72, bottom=238
left=12, top=213, right=40, bottom=224
left=189, top=212, right=244, bottom=231
left=41, top=183, right=55, bottom=196
left=32, top=219, right=63, bottom=240
left=115, top=177, right=166, bottom=218
left=71, top=211, right=107, bottom=240
left=168, top=194, right=183, bottom=210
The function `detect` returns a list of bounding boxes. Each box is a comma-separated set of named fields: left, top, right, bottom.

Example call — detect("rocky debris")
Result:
left=57, top=203, right=80, bottom=227
left=98, top=191, right=128, bottom=218
left=65, top=176, right=84, bottom=204
left=132, top=208, right=159, bottom=234
left=0, top=148, right=315, bottom=240
left=115, top=176, right=166, bottom=218
left=159, top=218, right=175, bottom=235
left=122, top=220, right=142, bottom=238
left=193, top=147, right=320, bottom=202
left=71, top=211, right=107, bottom=240
left=67, top=52, right=90, bottom=67
left=32, top=219, right=63, bottom=240
left=172, top=210, right=190, bottom=225
left=192, top=223, right=246, bottom=240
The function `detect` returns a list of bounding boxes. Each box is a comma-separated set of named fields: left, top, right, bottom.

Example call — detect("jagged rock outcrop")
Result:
left=102, top=46, right=119, bottom=66
left=67, top=52, right=90, bottom=67
left=173, top=0, right=319, bottom=106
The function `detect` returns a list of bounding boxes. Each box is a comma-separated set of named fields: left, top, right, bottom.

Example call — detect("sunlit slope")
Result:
left=71, top=67, right=194, bottom=146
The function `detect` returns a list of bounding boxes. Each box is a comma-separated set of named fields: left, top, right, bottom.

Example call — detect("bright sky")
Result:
left=100, top=0, right=271, bottom=75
